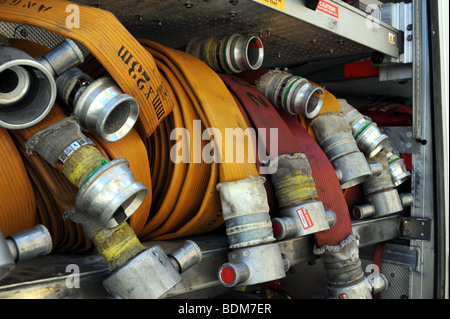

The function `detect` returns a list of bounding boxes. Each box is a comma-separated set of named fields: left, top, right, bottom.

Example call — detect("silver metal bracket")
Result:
left=399, top=217, right=431, bottom=241
left=381, top=126, right=422, bottom=154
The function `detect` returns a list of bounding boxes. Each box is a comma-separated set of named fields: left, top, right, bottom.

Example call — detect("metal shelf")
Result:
left=0, top=216, right=404, bottom=299
left=1, top=0, right=400, bottom=69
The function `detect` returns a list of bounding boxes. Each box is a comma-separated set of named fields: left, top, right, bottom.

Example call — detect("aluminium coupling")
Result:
left=38, top=38, right=85, bottom=78
left=0, top=38, right=84, bottom=130
left=25, top=117, right=148, bottom=229
left=103, top=240, right=202, bottom=299
left=255, top=70, right=324, bottom=119
left=352, top=153, right=413, bottom=219
left=386, top=151, right=411, bottom=187
left=0, top=46, right=56, bottom=129
left=186, top=33, right=264, bottom=74
left=216, top=176, right=288, bottom=287
left=56, top=67, right=139, bottom=142
left=268, top=153, right=336, bottom=240
left=338, top=99, right=388, bottom=158
left=0, top=225, right=52, bottom=281
left=272, top=201, right=336, bottom=240
left=310, top=112, right=382, bottom=189
left=218, top=243, right=290, bottom=287
left=326, top=274, right=389, bottom=299
left=314, top=233, right=388, bottom=299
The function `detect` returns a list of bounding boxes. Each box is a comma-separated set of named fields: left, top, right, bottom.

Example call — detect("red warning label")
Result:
left=296, top=207, right=314, bottom=229
left=317, top=0, right=339, bottom=19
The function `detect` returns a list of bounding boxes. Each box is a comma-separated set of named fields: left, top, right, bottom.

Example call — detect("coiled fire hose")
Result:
left=1, top=0, right=388, bottom=298
left=0, top=0, right=175, bottom=139
left=235, top=70, right=388, bottom=298
left=218, top=74, right=350, bottom=247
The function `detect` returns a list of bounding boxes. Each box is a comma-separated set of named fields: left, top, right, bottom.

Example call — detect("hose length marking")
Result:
left=118, top=45, right=155, bottom=101
left=58, top=137, right=94, bottom=164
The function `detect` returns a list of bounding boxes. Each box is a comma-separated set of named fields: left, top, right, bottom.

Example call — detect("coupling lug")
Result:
left=0, top=225, right=52, bottom=280
left=272, top=201, right=336, bottom=240
left=217, top=243, right=288, bottom=287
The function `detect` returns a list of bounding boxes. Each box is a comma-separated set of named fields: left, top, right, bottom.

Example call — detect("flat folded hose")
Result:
left=218, top=74, right=352, bottom=247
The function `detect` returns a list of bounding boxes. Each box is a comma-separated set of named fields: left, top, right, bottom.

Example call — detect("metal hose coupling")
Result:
left=383, top=140, right=411, bottom=187
left=313, top=233, right=389, bottom=299
left=0, top=225, right=52, bottom=281
left=255, top=70, right=324, bottom=119
left=338, top=99, right=388, bottom=158
left=216, top=176, right=289, bottom=287
left=56, top=67, right=139, bottom=142
left=186, top=33, right=264, bottom=74
left=25, top=117, right=147, bottom=229
left=352, top=150, right=413, bottom=219
left=310, top=112, right=383, bottom=189
left=66, top=209, right=202, bottom=299
left=269, top=154, right=336, bottom=240
left=0, top=38, right=84, bottom=130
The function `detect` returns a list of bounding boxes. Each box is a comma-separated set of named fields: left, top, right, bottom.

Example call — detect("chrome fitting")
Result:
left=25, top=118, right=147, bottom=228
left=218, top=243, right=289, bottom=287
left=314, top=234, right=387, bottom=299
left=186, top=33, right=264, bottom=73
left=353, top=153, right=413, bottom=219
left=56, top=68, right=139, bottom=142
left=216, top=176, right=288, bottom=287
left=255, top=70, right=324, bottom=119
left=269, top=154, right=335, bottom=240
left=0, top=225, right=52, bottom=280
left=310, top=112, right=375, bottom=189
left=75, top=158, right=148, bottom=228
left=168, top=240, right=203, bottom=273
left=103, top=240, right=202, bottom=299
left=386, top=151, right=411, bottom=187
left=339, top=99, right=388, bottom=158
left=0, top=46, right=56, bottom=129
left=272, top=202, right=336, bottom=240
left=38, top=38, right=84, bottom=77
left=216, top=176, right=276, bottom=248
left=327, top=274, right=389, bottom=299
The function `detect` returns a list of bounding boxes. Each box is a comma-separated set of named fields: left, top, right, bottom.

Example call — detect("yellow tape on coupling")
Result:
left=272, top=174, right=317, bottom=208
left=61, top=145, right=106, bottom=189
left=92, top=222, right=145, bottom=271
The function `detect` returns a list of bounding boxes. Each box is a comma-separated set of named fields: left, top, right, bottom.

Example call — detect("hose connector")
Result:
left=216, top=176, right=288, bottom=287
left=0, top=46, right=56, bottom=129
left=310, top=112, right=375, bottom=189
left=338, top=99, right=388, bottom=158
left=67, top=210, right=203, bottom=299
left=386, top=151, right=411, bottom=187
left=38, top=38, right=84, bottom=78
left=103, top=241, right=202, bottom=299
left=0, top=38, right=84, bottom=130
left=56, top=68, right=139, bottom=142
left=25, top=117, right=147, bottom=228
left=352, top=151, right=413, bottom=219
left=0, top=225, right=52, bottom=281
left=255, top=70, right=324, bottom=119
left=314, top=233, right=388, bottom=299
left=186, top=33, right=264, bottom=74
left=268, top=154, right=336, bottom=240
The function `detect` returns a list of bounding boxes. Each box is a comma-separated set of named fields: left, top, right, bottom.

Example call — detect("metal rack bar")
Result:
left=250, top=0, right=401, bottom=59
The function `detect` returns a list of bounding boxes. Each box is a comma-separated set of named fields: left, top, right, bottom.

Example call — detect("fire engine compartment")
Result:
left=0, top=0, right=443, bottom=300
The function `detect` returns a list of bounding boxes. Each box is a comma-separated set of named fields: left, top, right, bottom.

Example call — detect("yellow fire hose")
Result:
left=0, top=0, right=347, bottom=254
left=0, top=0, right=175, bottom=139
